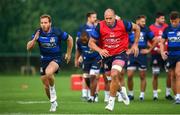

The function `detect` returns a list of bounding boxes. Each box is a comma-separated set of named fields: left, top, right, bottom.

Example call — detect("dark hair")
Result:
left=80, top=31, right=89, bottom=44
left=135, top=15, right=146, bottom=21
left=40, top=14, right=52, bottom=22
left=86, top=11, right=97, bottom=20
left=170, top=11, right=180, bottom=20
left=155, top=12, right=165, bottom=18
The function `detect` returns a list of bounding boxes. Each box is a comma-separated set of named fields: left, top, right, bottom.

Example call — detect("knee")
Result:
left=153, top=76, right=158, bottom=80
left=140, top=76, right=146, bottom=81
left=140, top=72, right=146, bottom=77
left=128, top=76, right=133, bottom=81
left=175, top=72, right=180, bottom=79
left=45, top=69, right=53, bottom=77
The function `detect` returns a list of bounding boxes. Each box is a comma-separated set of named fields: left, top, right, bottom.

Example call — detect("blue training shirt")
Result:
left=129, top=26, right=154, bottom=49
left=32, top=27, right=68, bottom=60
left=76, top=24, right=101, bottom=60
left=162, top=24, right=180, bottom=56
left=77, top=24, right=96, bottom=38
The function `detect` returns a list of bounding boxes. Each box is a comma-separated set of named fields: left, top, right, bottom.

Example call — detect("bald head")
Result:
left=104, top=8, right=115, bottom=16
left=104, top=8, right=116, bottom=27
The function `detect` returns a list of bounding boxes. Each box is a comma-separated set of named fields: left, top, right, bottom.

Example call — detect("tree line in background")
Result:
left=0, top=0, right=179, bottom=54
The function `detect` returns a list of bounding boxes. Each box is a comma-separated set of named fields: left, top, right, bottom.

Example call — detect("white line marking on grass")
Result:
left=16, top=101, right=86, bottom=105
left=16, top=101, right=49, bottom=104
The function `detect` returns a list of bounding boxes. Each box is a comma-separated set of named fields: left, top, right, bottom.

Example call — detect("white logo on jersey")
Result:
left=159, top=30, right=163, bottom=36
left=168, top=31, right=180, bottom=42
left=139, top=32, right=144, bottom=41
left=110, top=32, right=115, bottom=37
left=177, top=31, right=180, bottom=36
left=50, top=37, right=55, bottom=43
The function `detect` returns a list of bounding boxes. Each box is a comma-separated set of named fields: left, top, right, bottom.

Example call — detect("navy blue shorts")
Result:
left=151, top=54, right=165, bottom=68
left=82, top=59, right=101, bottom=73
left=40, top=57, right=61, bottom=75
left=102, top=52, right=128, bottom=72
left=127, top=54, right=147, bottom=70
left=166, top=55, right=180, bottom=69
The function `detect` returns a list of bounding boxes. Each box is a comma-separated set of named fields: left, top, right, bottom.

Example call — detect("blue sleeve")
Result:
left=91, top=23, right=100, bottom=40
left=76, top=40, right=82, bottom=53
left=77, top=31, right=81, bottom=38
left=146, top=28, right=154, bottom=40
left=123, top=20, right=132, bottom=32
left=76, top=25, right=83, bottom=38
left=162, top=27, right=168, bottom=39
left=56, top=28, right=68, bottom=40
left=60, top=32, right=69, bottom=40
left=128, top=32, right=135, bottom=43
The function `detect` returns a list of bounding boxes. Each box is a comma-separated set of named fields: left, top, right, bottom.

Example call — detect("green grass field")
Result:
left=0, top=71, right=179, bottom=114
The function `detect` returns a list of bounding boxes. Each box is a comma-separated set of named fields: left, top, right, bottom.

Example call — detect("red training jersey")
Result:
left=99, top=20, right=129, bottom=56
left=149, top=23, right=168, bottom=55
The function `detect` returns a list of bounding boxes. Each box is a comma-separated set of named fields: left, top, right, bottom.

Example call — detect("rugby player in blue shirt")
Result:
left=27, top=14, right=73, bottom=111
left=127, top=15, right=157, bottom=101
left=160, top=11, right=180, bottom=104
left=75, top=11, right=100, bottom=102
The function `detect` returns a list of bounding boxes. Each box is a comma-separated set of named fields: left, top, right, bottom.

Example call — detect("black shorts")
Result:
left=151, top=54, right=165, bottom=68
left=40, top=58, right=61, bottom=75
left=127, top=54, right=147, bottom=70
left=166, top=55, right=180, bottom=69
left=103, top=52, right=128, bottom=72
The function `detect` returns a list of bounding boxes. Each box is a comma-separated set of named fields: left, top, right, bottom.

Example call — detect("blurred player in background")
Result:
left=75, top=11, right=100, bottom=102
left=127, top=15, right=157, bottom=101
left=149, top=12, right=173, bottom=100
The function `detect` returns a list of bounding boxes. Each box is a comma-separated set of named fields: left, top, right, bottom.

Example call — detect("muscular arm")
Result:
left=141, top=37, right=158, bottom=54
left=65, top=35, right=73, bottom=63
left=26, top=30, right=40, bottom=51
left=129, top=23, right=140, bottom=56
left=149, top=37, right=158, bottom=51
left=89, top=38, right=101, bottom=53
left=159, top=38, right=167, bottom=60
left=132, top=23, right=140, bottom=45
left=89, top=38, right=110, bottom=57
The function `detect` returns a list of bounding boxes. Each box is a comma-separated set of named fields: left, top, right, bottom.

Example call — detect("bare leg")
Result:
left=41, top=75, right=50, bottom=99
left=139, top=70, right=146, bottom=100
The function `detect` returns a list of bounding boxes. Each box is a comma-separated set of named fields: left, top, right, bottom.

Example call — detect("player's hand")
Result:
left=99, top=49, right=110, bottom=58
left=126, top=49, right=132, bottom=55
left=131, top=44, right=139, bottom=57
left=65, top=53, right=71, bottom=64
left=140, top=49, right=150, bottom=54
left=161, top=51, right=168, bottom=60
left=74, top=60, right=79, bottom=67
left=78, top=56, right=83, bottom=63
left=153, top=47, right=160, bottom=53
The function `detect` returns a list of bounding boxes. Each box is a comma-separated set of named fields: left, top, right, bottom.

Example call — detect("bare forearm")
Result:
left=75, top=49, right=81, bottom=61
left=133, top=24, right=140, bottom=45
left=67, top=35, right=73, bottom=54
left=88, top=38, right=102, bottom=53
left=149, top=38, right=158, bottom=51
left=27, top=39, right=36, bottom=51
left=160, top=39, right=165, bottom=53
